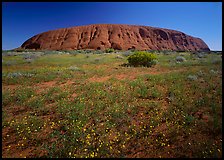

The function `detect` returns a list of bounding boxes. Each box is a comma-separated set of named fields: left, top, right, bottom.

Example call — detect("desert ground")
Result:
left=2, top=50, right=222, bottom=158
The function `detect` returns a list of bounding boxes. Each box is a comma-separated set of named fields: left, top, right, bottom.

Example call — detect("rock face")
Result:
left=21, top=24, right=210, bottom=51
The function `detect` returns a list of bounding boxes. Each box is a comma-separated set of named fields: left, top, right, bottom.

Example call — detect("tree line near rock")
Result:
left=2, top=48, right=222, bottom=55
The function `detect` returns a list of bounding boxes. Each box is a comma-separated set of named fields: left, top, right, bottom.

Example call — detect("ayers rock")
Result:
left=21, top=24, right=210, bottom=51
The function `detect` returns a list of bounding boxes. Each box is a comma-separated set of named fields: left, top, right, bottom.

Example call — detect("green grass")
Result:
left=2, top=50, right=222, bottom=158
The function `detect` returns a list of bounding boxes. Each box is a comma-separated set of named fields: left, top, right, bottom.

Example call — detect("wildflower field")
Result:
left=2, top=50, right=222, bottom=158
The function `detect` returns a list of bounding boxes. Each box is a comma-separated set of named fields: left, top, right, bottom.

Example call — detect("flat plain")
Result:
left=2, top=50, right=222, bottom=158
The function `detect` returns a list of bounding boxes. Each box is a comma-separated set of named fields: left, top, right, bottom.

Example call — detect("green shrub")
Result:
left=127, top=51, right=157, bottom=67
left=105, top=48, right=115, bottom=53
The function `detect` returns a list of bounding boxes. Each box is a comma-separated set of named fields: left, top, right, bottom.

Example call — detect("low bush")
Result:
left=6, top=72, right=35, bottom=78
left=187, top=75, right=198, bottom=81
left=4, top=60, right=16, bottom=66
left=211, top=59, right=222, bottom=64
left=122, top=51, right=133, bottom=57
left=176, top=56, right=186, bottom=62
left=115, top=55, right=124, bottom=59
left=68, top=66, right=81, bottom=71
left=105, top=48, right=115, bottom=53
left=127, top=51, right=157, bottom=67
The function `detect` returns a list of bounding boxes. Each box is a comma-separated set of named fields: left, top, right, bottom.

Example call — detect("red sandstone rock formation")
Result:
left=21, top=24, right=210, bottom=51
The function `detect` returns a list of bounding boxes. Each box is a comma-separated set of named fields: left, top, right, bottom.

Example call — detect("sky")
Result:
left=2, top=2, right=222, bottom=51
